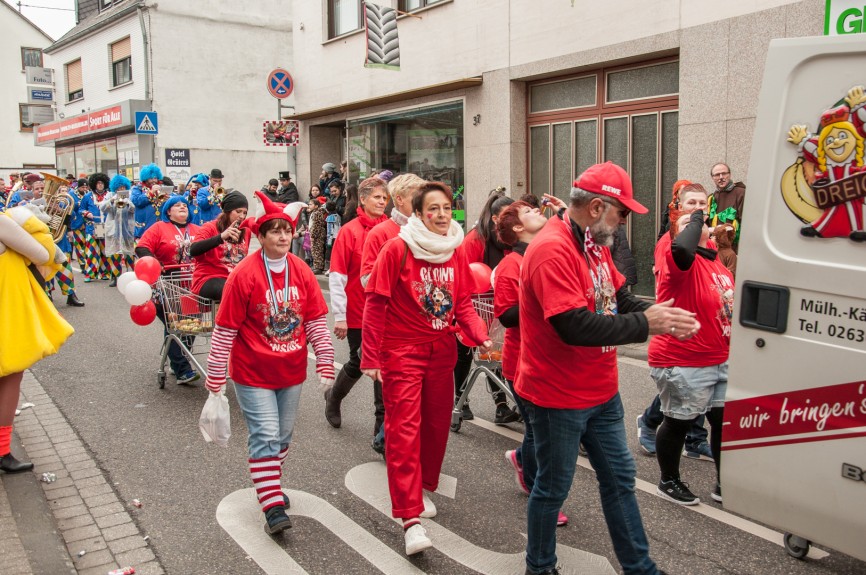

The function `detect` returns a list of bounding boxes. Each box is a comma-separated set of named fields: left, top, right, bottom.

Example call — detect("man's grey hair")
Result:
left=569, top=186, right=604, bottom=207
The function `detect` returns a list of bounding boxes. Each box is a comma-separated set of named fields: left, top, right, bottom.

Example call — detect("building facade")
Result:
left=39, top=0, right=293, bottom=191
left=1, top=3, right=56, bottom=173
left=290, top=0, right=825, bottom=297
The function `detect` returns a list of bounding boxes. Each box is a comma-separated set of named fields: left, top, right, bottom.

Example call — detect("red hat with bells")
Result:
left=820, top=104, right=850, bottom=129
left=253, top=191, right=307, bottom=235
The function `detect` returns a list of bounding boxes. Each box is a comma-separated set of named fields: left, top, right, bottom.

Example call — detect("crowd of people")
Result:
left=0, top=158, right=747, bottom=575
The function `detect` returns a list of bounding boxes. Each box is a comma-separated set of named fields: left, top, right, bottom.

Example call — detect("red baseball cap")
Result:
left=574, top=161, right=648, bottom=214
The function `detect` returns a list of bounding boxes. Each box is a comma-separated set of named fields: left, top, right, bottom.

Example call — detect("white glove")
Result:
left=317, top=373, right=335, bottom=394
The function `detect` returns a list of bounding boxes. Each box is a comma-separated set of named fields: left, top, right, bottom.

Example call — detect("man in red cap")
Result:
left=517, top=162, right=697, bottom=575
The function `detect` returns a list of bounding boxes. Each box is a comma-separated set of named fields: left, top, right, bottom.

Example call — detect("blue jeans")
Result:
left=524, top=393, right=659, bottom=575
left=507, top=379, right=537, bottom=490
left=233, top=383, right=302, bottom=460
left=155, top=301, right=194, bottom=375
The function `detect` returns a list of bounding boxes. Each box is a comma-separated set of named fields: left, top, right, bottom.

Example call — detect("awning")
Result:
left=284, top=77, right=482, bottom=121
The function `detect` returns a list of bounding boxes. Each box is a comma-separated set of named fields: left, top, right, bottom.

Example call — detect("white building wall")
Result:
left=0, top=5, right=56, bottom=171
left=47, top=13, right=147, bottom=118
left=147, top=0, right=293, bottom=191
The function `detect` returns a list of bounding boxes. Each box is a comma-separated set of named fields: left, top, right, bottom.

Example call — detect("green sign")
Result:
left=825, top=0, right=866, bottom=35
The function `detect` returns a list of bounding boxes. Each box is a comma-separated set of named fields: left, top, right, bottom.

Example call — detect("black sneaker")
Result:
left=264, top=505, right=292, bottom=534
left=711, top=483, right=722, bottom=503
left=657, top=478, right=700, bottom=505
left=494, top=403, right=519, bottom=425
left=460, top=403, right=474, bottom=421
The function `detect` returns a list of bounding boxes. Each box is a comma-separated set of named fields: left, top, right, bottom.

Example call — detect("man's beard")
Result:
left=589, top=218, right=616, bottom=247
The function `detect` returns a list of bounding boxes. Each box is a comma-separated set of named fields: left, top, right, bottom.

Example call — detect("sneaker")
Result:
left=404, top=524, right=432, bottom=555
left=556, top=511, right=568, bottom=527
left=711, top=483, right=722, bottom=503
left=371, top=431, right=385, bottom=458
left=460, top=403, right=474, bottom=421
left=657, top=478, right=700, bottom=506
left=683, top=442, right=714, bottom=461
left=176, top=370, right=200, bottom=384
left=420, top=493, right=437, bottom=518
left=264, top=505, right=292, bottom=534
left=578, top=443, right=588, bottom=457
left=494, top=403, right=520, bottom=425
left=505, top=450, right=530, bottom=495
left=636, top=414, right=657, bottom=455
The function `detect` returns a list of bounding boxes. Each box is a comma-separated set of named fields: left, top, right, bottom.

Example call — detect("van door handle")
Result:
left=739, top=281, right=790, bottom=333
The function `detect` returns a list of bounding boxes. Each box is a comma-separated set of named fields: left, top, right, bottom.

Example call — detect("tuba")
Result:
left=39, top=173, right=76, bottom=242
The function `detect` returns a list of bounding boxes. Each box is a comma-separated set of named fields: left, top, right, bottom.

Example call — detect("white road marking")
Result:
left=217, top=488, right=425, bottom=575
left=346, top=462, right=616, bottom=575
left=466, top=418, right=829, bottom=560
left=617, top=355, right=650, bottom=370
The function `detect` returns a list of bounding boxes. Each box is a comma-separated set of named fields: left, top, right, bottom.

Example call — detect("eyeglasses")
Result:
left=601, top=198, right=631, bottom=219
left=711, top=171, right=730, bottom=178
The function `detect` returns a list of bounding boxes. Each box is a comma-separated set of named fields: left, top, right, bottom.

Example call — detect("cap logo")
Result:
left=601, top=184, right=621, bottom=195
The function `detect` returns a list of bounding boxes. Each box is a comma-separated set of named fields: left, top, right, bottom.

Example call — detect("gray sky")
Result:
left=4, top=0, right=75, bottom=41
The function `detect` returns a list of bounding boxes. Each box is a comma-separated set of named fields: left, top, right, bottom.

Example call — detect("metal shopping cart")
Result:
left=155, top=266, right=215, bottom=388
left=450, top=292, right=515, bottom=432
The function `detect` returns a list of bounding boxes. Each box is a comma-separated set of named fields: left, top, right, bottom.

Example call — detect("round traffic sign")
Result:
left=267, top=68, right=294, bottom=99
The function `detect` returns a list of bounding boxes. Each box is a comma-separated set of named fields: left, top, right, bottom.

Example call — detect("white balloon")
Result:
left=116, top=271, right=138, bottom=295
left=490, top=265, right=497, bottom=290
left=124, top=279, right=152, bottom=306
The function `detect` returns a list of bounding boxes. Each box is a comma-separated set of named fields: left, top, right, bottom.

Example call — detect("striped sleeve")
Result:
left=205, top=324, right=238, bottom=392
left=304, top=315, right=335, bottom=380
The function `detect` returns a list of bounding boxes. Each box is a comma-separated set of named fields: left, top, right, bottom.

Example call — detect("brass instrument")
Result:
left=39, top=173, right=76, bottom=242
left=213, top=186, right=226, bottom=205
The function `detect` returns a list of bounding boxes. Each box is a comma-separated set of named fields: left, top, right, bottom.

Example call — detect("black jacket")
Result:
left=611, top=226, right=638, bottom=287
left=276, top=183, right=299, bottom=204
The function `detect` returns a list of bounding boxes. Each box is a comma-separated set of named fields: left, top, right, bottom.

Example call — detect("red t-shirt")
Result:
left=462, top=228, right=485, bottom=264
left=137, top=221, right=201, bottom=267
left=648, top=245, right=734, bottom=368
left=215, top=250, right=329, bottom=389
left=515, top=216, right=626, bottom=409
left=360, top=218, right=400, bottom=279
left=329, top=215, right=385, bottom=328
left=493, top=251, right=523, bottom=382
left=191, top=220, right=250, bottom=294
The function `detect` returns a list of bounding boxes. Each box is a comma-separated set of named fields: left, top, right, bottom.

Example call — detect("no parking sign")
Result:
left=267, top=68, right=293, bottom=99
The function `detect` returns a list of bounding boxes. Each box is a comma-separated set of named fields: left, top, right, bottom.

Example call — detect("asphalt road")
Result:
left=31, top=272, right=866, bottom=575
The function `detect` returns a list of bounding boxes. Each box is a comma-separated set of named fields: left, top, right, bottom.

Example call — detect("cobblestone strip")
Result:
left=17, top=371, right=165, bottom=575
left=0, top=476, right=32, bottom=575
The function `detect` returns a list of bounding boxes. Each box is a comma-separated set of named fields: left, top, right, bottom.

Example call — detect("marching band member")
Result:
left=194, top=168, right=225, bottom=224
left=204, top=191, right=334, bottom=535
left=99, top=175, right=136, bottom=287
left=43, top=181, right=85, bottom=307
left=361, top=182, right=491, bottom=556
left=131, top=163, right=167, bottom=240
left=79, top=173, right=111, bottom=282
left=184, top=173, right=209, bottom=225
left=68, top=180, right=87, bottom=263
left=190, top=191, right=252, bottom=301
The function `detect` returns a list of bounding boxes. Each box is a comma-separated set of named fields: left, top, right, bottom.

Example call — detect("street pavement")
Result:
left=4, top=267, right=866, bottom=575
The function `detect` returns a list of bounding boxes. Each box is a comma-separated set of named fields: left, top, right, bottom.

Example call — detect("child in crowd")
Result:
left=325, top=200, right=341, bottom=271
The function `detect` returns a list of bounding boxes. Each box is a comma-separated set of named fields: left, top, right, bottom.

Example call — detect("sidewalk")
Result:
left=0, top=371, right=164, bottom=575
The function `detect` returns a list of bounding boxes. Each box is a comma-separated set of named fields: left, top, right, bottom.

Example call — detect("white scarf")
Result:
left=390, top=207, right=409, bottom=227
left=399, top=214, right=464, bottom=263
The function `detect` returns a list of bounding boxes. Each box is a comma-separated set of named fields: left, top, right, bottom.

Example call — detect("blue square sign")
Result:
left=135, top=111, right=158, bottom=135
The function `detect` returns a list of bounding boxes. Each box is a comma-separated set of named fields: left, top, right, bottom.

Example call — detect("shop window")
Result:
left=75, top=142, right=97, bottom=178
left=95, top=138, right=119, bottom=175
left=110, top=37, right=132, bottom=87
left=606, top=61, right=679, bottom=103
left=21, top=47, right=43, bottom=69
left=399, top=0, right=446, bottom=10
left=66, top=59, right=84, bottom=102
left=328, top=0, right=363, bottom=39
left=530, top=76, right=596, bottom=113
left=56, top=146, right=76, bottom=179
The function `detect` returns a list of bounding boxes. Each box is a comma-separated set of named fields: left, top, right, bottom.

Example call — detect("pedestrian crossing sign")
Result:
left=135, top=111, right=159, bottom=135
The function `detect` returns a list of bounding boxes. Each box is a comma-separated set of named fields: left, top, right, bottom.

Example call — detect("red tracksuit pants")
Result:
left=381, top=335, right=457, bottom=519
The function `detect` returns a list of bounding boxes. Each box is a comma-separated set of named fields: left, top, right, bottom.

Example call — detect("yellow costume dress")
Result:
left=0, top=212, right=74, bottom=376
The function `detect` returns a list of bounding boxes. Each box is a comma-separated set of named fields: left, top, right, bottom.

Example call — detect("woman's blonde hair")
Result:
left=816, top=121, right=864, bottom=172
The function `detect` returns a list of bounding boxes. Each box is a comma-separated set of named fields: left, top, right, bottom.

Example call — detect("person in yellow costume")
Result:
left=0, top=205, right=74, bottom=472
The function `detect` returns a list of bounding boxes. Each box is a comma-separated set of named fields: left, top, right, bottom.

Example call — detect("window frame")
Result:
left=327, top=0, right=363, bottom=40
left=110, top=37, right=133, bottom=87
left=21, top=47, right=43, bottom=70
left=99, top=0, right=117, bottom=11
left=398, top=0, right=446, bottom=10
left=19, top=104, right=33, bottom=133
left=65, top=58, right=84, bottom=103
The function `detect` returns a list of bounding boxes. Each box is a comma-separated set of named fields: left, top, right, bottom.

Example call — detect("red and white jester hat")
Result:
left=253, top=191, right=307, bottom=235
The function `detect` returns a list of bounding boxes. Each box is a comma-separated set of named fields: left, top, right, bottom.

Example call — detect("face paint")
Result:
left=426, top=212, right=434, bottom=219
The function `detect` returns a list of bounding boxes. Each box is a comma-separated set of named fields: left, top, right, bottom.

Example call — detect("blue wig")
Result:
left=186, top=173, right=209, bottom=188
left=160, top=195, right=190, bottom=222
left=110, top=174, right=131, bottom=193
left=140, top=163, right=163, bottom=182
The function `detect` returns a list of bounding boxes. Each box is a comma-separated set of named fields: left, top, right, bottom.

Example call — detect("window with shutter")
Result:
left=110, top=37, right=132, bottom=86
left=66, top=59, right=83, bottom=102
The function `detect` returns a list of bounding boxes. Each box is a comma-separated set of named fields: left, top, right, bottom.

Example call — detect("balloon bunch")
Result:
left=468, top=262, right=493, bottom=294
left=118, top=256, right=161, bottom=326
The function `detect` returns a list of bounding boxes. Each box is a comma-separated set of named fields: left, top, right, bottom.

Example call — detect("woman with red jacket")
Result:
left=190, top=191, right=252, bottom=301
left=204, top=192, right=335, bottom=534
left=361, top=182, right=491, bottom=556
left=324, top=177, right=388, bottom=434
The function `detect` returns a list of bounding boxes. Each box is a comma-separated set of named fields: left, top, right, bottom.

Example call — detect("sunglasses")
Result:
left=601, top=198, right=631, bottom=219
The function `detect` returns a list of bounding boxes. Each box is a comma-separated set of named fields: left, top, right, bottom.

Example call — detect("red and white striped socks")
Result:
left=278, top=445, right=289, bottom=467
left=249, top=457, right=283, bottom=512
left=402, top=517, right=421, bottom=531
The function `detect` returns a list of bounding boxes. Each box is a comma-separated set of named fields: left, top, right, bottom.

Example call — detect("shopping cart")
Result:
left=450, top=292, right=514, bottom=432
left=155, top=265, right=216, bottom=388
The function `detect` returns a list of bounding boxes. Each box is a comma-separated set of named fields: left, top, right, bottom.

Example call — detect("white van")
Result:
left=724, top=33, right=866, bottom=562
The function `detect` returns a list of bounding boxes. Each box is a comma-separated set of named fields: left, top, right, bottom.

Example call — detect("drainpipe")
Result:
left=137, top=5, right=153, bottom=164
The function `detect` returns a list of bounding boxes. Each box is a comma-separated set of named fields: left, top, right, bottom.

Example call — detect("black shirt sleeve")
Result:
left=497, top=305, right=520, bottom=328
left=190, top=234, right=223, bottom=257
left=671, top=210, right=704, bottom=271
left=549, top=304, right=649, bottom=347
left=134, top=246, right=155, bottom=259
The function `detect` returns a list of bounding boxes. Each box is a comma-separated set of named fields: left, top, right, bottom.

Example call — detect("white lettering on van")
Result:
left=779, top=397, right=857, bottom=431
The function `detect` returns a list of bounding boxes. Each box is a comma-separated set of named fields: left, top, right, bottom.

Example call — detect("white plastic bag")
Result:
left=199, top=390, right=231, bottom=447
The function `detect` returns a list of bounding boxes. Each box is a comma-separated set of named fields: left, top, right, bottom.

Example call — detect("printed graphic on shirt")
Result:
left=221, top=242, right=245, bottom=268
left=712, top=271, right=735, bottom=338
left=413, top=266, right=455, bottom=331
left=588, top=261, right=617, bottom=316
left=174, top=232, right=194, bottom=264
left=258, top=286, right=303, bottom=350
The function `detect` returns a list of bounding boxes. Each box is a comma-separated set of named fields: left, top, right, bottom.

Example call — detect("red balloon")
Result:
left=130, top=300, right=157, bottom=326
left=135, top=256, right=161, bottom=284
left=468, top=262, right=493, bottom=294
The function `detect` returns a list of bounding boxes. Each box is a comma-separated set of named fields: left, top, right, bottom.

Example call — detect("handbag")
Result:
left=199, top=390, right=231, bottom=447
left=302, top=230, right=311, bottom=251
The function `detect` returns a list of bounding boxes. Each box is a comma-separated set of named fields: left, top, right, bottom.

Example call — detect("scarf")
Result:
left=390, top=207, right=409, bottom=227
left=399, top=214, right=464, bottom=263
left=355, top=206, right=387, bottom=230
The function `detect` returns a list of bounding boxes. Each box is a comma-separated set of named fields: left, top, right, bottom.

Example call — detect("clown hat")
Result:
left=253, top=190, right=291, bottom=234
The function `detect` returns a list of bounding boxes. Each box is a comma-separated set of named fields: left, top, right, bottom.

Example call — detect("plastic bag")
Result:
left=199, top=390, right=231, bottom=447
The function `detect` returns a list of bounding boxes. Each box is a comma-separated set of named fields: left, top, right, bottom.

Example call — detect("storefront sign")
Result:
left=26, top=105, right=55, bottom=125
left=824, top=0, right=866, bottom=35
left=25, top=66, right=53, bottom=86
left=165, top=149, right=191, bottom=167
left=27, top=88, right=54, bottom=104
left=35, top=105, right=124, bottom=144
